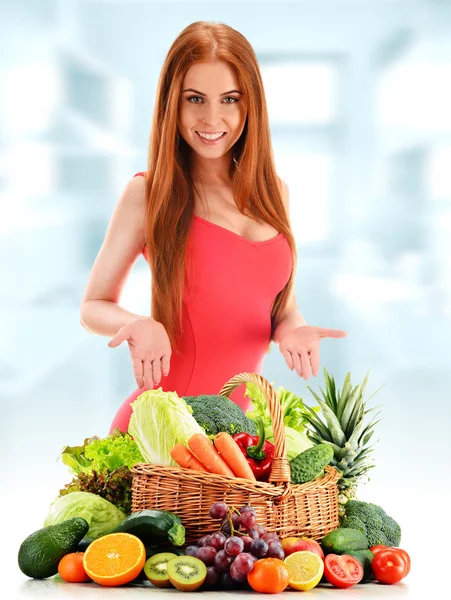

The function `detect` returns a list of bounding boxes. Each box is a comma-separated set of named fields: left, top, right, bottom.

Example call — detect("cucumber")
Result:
left=112, top=510, right=185, bottom=546
left=290, top=444, right=334, bottom=484
left=18, top=517, right=89, bottom=579
left=321, top=527, right=369, bottom=554
left=343, top=549, right=374, bottom=582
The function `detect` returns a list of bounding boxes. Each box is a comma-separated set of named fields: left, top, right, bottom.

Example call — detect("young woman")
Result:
left=80, top=21, right=347, bottom=433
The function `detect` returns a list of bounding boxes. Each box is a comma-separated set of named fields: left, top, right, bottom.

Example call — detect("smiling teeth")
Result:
left=197, top=132, right=225, bottom=140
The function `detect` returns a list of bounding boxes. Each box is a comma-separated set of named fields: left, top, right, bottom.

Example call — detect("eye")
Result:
left=185, top=96, right=239, bottom=104
left=186, top=96, right=203, bottom=104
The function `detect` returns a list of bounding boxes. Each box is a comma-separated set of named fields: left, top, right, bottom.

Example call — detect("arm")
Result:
left=80, top=175, right=150, bottom=337
left=272, top=178, right=307, bottom=346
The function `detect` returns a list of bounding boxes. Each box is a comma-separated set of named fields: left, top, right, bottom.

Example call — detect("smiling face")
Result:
left=178, top=59, right=247, bottom=163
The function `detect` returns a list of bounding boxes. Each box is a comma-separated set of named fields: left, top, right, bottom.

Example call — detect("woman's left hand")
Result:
left=279, top=325, right=347, bottom=380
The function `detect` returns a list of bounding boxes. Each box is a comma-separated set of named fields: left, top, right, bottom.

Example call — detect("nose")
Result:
left=201, top=103, right=222, bottom=128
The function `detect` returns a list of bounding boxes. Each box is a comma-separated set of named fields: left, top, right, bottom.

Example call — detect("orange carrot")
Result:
left=187, top=434, right=235, bottom=477
left=170, top=444, right=209, bottom=472
left=214, top=432, right=256, bottom=481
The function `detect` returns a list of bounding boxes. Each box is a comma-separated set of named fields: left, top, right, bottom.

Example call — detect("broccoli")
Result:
left=341, top=515, right=367, bottom=536
left=344, top=500, right=401, bottom=547
left=183, top=395, right=257, bottom=437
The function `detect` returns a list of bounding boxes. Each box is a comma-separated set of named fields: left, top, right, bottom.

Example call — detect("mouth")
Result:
left=195, top=131, right=227, bottom=144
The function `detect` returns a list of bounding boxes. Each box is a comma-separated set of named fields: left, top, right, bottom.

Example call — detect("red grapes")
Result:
left=186, top=501, right=285, bottom=590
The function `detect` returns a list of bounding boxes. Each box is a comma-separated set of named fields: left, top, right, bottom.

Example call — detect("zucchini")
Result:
left=321, top=527, right=368, bottom=554
left=112, top=510, right=185, bottom=546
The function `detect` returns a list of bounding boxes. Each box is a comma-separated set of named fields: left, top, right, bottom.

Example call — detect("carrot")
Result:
left=214, top=432, right=257, bottom=481
left=170, top=444, right=209, bottom=472
left=187, top=434, right=235, bottom=477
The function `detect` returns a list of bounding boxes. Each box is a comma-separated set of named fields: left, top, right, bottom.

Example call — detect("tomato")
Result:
left=324, top=554, right=364, bottom=588
left=58, top=552, right=91, bottom=583
left=393, top=548, right=411, bottom=576
left=370, top=544, right=387, bottom=554
left=372, top=549, right=407, bottom=584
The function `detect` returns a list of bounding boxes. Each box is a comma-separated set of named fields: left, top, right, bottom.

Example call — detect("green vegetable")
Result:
left=61, top=428, right=144, bottom=475
left=183, top=394, right=256, bottom=437
left=112, top=510, right=185, bottom=547
left=321, top=527, right=369, bottom=554
left=344, top=500, right=401, bottom=546
left=44, top=491, right=126, bottom=539
left=264, top=425, right=313, bottom=460
left=289, top=443, right=334, bottom=484
left=343, top=549, right=374, bottom=582
left=129, top=389, right=204, bottom=466
left=18, top=517, right=88, bottom=579
left=59, top=466, right=134, bottom=514
left=245, top=383, right=317, bottom=433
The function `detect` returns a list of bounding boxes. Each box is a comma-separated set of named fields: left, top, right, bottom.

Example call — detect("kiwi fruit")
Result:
left=144, top=552, right=177, bottom=588
left=166, top=556, right=207, bottom=591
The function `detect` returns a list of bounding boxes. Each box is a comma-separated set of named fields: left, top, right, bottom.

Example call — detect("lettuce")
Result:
left=245, top=383, right=317, bottom=433
left=44, top=492, right=125, bottom=539
left=128, top=388, right=204, bottom=466
left=60, top=429, right=143, bottom=475
left=264, top=425, right=313, bottom=461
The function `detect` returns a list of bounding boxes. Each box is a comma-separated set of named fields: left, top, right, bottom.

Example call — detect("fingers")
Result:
left=292, top=352, right=303, bottom=378
left=161, top=354, right=171, bottom=377
left=299, top=351, right=311, bottom=380
left=132, top=357, right=144, bottom=388
left=152, top=359, right=162, bottom=387
left=143, top=360, right=154, bottom=388
left=309, top=346, right=320, bottom=377
left=281, top=349, right=294, bottom=371
left=319, top=328, right=348, bottom=339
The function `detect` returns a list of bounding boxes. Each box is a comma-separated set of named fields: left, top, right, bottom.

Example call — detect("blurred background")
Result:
left=1, top=0, right=450, bottom=556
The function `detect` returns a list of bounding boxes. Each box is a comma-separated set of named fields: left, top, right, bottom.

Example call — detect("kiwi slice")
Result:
left=144, top=552, right=177, bottom=588
left=166, top=556, right=207, bottom=591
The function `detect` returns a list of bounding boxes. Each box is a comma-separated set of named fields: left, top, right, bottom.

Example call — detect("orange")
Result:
left=247, top=558, right=290, bottom=594
left=58, top=552, right=91, bottom=583
left=82, top=533, right=145, bottom=587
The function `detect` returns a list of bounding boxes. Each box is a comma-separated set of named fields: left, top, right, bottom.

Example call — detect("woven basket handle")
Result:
left=218, top=372, right=291, bottom=486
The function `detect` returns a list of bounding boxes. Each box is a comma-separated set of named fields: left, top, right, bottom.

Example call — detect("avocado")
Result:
left=18, top=517, right=89, bottom=579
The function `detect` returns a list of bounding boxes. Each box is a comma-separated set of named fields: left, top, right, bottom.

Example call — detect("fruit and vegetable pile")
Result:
left=17, top=369, right=411, bottom=592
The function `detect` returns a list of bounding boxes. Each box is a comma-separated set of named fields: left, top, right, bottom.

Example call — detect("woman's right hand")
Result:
left=108, top=317, right=172, bottom=389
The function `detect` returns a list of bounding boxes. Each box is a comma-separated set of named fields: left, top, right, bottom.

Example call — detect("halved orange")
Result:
left=82, top=533, right=145, bottom=587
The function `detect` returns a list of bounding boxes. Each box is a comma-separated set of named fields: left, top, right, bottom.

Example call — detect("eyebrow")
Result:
left=182, top=88, right=242, bottom=96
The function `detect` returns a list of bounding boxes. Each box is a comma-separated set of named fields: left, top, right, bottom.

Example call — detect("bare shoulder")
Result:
left=277, top=175, right=290, bottom=213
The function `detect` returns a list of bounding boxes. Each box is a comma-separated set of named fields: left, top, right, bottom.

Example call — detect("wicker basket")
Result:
left=131, top=372, right=340, bottom=545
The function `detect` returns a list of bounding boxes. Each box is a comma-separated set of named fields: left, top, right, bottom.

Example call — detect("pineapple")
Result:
left=303, top=368, right=382, bottom=517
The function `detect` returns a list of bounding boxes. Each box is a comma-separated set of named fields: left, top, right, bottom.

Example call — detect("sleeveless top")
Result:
left=109, top=171, right=292, bottom=433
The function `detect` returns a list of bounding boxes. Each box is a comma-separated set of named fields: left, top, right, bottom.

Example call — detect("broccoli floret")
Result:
left=345, top=500, right=401, bottom=547
left=341, top=515, right=367, bottom=536
left=183, top=395, right=257, bottom=437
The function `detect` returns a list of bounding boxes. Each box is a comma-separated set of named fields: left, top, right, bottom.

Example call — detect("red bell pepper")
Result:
left=232, top=418, right=275, bottom=481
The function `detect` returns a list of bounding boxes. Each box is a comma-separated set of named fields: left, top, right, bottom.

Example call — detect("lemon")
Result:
left=284, top=550, right=324, bottom=591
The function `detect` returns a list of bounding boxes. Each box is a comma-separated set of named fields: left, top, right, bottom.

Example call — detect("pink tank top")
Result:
left=109, top=172, right=292, bottom=433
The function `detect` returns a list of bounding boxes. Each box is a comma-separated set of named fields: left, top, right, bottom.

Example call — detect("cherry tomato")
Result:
left=324, top=554, right=364, bottom=588
left=372, top=549, right=407, bottom=584
left=370, top=544, right=387, bottom=554
left=58, top=552, right=91, bottom=583
left=392, top=548, right=411, bottom=576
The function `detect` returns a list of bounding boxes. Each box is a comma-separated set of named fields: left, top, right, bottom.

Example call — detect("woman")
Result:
left=80, top=21, right=347, bottom=433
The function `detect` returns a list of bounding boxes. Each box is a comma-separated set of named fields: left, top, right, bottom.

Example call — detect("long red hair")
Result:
left=145, top=21, right=297, bottom=355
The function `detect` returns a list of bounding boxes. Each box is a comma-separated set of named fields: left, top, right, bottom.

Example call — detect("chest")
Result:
left=193, top=186, right=279, bottom=243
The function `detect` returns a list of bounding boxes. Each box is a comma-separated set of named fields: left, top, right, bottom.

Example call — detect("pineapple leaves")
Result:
left=306, top=391, right=346, bottom=446
left=302, top=403, right=333, bottom=442
left=336, top=372, right=352, bottom=421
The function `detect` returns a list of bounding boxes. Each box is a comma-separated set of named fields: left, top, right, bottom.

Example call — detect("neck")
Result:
left=191, top=150, right=235, bottom=186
